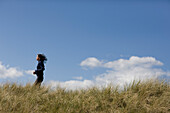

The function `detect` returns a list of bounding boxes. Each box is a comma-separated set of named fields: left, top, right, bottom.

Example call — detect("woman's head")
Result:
left=36, top=54, right=47, bottom=62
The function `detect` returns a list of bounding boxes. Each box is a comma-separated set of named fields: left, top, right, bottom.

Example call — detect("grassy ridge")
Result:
left=0, top=80, right=169, bottom=113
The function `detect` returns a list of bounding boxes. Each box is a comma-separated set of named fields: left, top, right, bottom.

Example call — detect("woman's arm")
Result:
left=34, top=62, right=45, bottom=74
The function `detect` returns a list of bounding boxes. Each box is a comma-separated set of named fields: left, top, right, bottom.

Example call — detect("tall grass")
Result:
left=0, top=79, right=169, bottom=113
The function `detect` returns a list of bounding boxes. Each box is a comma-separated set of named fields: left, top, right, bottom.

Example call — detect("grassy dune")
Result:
left=0, top=80, right=169, bottom=113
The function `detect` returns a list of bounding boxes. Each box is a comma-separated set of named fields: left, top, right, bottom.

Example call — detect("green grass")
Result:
left=0, top=79, right=169, bottom=113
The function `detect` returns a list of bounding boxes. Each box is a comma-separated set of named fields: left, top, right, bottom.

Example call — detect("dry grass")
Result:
left=0, top=79, right=169, bottom=113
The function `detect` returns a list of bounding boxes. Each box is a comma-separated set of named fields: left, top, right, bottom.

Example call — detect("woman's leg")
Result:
left=34, top=75, right=43, bottom=87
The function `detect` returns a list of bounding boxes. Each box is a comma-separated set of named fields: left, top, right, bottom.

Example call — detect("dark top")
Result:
left=35, top=61, right=45, bottom=76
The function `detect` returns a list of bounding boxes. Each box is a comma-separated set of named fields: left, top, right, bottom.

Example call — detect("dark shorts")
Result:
left=34, top=75, right=44, bottom=86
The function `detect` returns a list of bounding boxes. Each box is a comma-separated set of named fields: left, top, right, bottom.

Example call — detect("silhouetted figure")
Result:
left=33, top=54, right=47, bottom=87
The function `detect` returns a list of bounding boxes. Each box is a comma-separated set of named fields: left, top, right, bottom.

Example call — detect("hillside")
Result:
left=0, top=79, right=169, bottom=113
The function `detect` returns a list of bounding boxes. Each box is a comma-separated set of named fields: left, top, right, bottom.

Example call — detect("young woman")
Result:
left=33, top=54, right=47, bottom=87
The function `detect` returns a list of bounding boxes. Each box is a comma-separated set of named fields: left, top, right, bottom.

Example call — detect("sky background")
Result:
left=0, top=0, right=170, bottom=89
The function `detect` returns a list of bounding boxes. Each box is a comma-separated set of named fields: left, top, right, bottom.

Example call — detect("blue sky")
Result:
left=0, top=0, right=170, bottom=89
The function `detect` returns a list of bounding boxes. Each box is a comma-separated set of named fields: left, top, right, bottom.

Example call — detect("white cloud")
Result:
left=87, top=56, right=168, bottom=87
left=104, top=56, right=163, bottom=69
left=48, top=80, right=94, bottom=90
left=25, top=70, right=36, bottom=76
left=49, top=56, right=169, bottom=90
left=73, top=76, right=83, bottom=80
left=80, top=57, right=103, bottom=68
left=0, top=61, right=23, bottom=78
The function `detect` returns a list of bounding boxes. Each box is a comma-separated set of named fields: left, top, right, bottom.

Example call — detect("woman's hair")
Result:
left=37, top=54, right=47, bottom=62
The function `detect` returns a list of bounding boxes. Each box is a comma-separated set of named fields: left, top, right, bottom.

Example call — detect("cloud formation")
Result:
left=48, top=56, right=169, bottom=90
left=80, top=57, right=102, bottom=68
left=49, top=80, right=94, bottom=90
left=0, top=61, right=23, bottom=78
left=88, top=56, right=168, bottom=86
left=25, top=70, right=36, bottom=76
left=73, top=76, right=83, bottom=80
